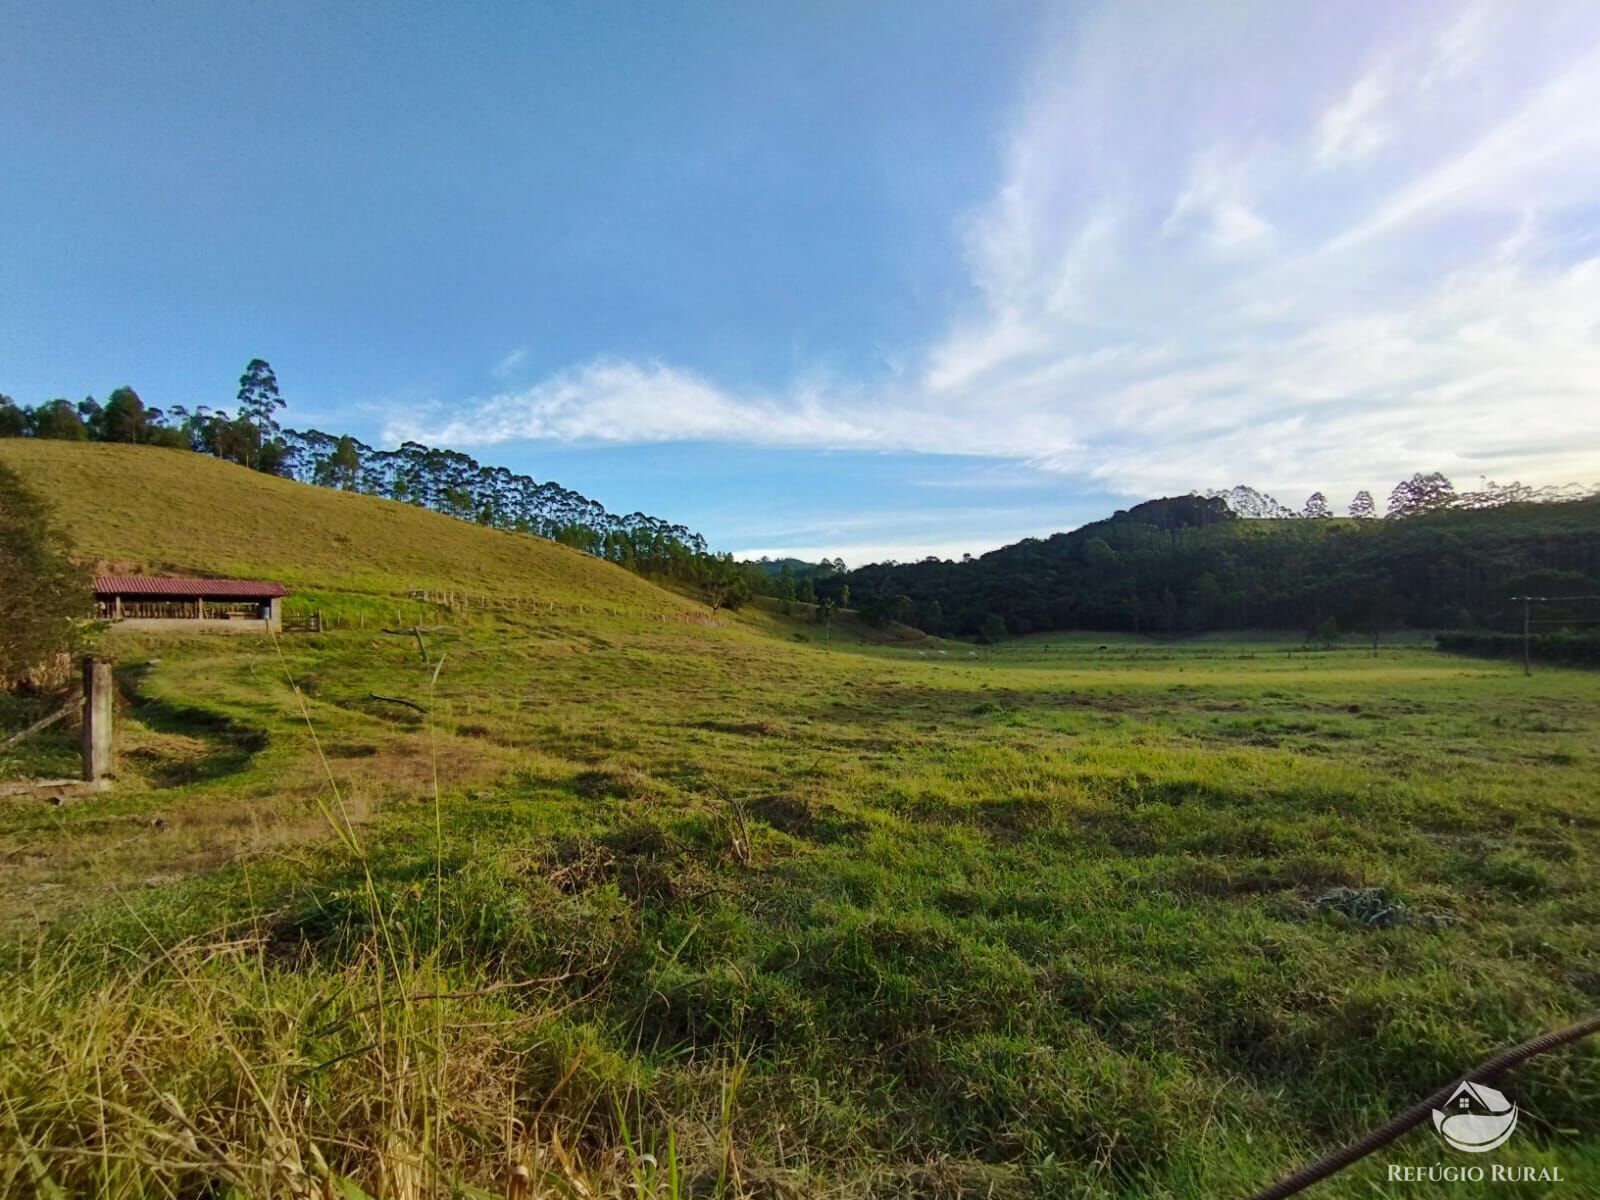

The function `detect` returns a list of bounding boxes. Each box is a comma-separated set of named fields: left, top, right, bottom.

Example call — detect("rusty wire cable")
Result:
left=1245, top=1013, right=1600, bottom=1200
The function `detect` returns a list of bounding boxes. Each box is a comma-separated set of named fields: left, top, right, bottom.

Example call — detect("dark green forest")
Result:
left=822, top=491, right=1600, bottom=641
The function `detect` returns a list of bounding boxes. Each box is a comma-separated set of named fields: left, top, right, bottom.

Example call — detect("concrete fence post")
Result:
left=82, top=656, right=113, bottom=782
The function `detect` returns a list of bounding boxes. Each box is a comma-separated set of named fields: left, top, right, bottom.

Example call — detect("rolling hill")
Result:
left=0, top=440, right=693, bottom=614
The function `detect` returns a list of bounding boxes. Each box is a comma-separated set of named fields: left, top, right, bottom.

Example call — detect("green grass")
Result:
left=1, top=449, right=1597, bottom=1197
left=0, top=693, right=82, bottom=780
left=0, top=440, right=690, bottom=611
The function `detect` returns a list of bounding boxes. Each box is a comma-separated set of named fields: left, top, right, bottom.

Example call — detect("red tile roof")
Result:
left=94, top=575, right=290, bottom=598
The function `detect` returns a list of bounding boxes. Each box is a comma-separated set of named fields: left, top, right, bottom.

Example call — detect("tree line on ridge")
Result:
left=0, top=360, right=739, bottom=590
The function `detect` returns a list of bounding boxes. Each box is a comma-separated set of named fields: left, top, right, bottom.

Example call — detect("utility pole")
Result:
left=1507, top=593, right=1600, bottom=676
left=1523, top=595, right=1532, bottom=677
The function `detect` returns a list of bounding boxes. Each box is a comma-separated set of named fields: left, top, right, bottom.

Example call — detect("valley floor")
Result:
left=3, top=608, right=1597, bottom=1197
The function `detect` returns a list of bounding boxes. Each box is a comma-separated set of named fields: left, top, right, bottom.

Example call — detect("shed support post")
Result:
left=82, top=656, right=113, bottom=782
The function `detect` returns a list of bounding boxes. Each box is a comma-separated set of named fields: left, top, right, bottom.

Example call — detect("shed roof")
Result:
left=94, top=575, right=290, bottom=599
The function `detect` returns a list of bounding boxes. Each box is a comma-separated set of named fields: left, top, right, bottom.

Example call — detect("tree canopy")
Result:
left=822, top=487, right=1600, bottom=640
left=0, top=463, right=91, bottom=688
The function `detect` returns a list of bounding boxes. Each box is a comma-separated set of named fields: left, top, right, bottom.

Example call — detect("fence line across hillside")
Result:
left=284, top=590, right=718, bottom=631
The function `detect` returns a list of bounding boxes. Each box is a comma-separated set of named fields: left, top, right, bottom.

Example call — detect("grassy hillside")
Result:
left=0, top=440, right=690, bottom=612
left=2, top=446, right=1597, bottom=1197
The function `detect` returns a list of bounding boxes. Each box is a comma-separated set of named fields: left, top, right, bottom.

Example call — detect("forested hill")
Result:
left=821, top=493, right=1600, bottom=639
left=1, top=364, right=717, bottom=586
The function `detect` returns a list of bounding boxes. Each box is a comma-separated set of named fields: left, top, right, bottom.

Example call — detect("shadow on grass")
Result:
left=114, top=664, right=268, bottom=788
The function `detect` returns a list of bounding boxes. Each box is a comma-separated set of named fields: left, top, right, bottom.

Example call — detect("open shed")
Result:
left=94, top=576, right=289, bottom=633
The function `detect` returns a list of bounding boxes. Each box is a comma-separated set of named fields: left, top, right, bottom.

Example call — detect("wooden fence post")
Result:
left=82, top=656, right=113, bottom=782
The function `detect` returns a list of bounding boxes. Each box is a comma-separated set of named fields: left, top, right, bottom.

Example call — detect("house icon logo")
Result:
left=1432, top=1081, right=1518, bottom=1153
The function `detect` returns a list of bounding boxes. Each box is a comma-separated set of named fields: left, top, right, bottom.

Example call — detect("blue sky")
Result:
left=5, top=2, right=1600, bottom=563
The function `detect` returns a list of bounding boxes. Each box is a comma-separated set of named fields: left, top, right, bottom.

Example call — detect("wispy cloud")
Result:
left=389, top=2, right=1600, bottom=509
left=491, top=347, right=529, bottom=381
left=1314, top=72, right=1391, bottom=168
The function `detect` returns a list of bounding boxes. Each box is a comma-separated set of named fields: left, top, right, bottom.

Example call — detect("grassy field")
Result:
left=2, top=446, right=1598, bottom=1198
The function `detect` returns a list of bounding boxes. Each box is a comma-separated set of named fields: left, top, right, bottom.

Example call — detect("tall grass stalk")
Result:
left=1, top=639, right=685, bottom=1198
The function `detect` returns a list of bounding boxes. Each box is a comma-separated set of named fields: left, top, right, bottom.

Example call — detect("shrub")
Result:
left=0, top=462, right=92, bottom=688
left=1436, top=630, right=1600, bottom=667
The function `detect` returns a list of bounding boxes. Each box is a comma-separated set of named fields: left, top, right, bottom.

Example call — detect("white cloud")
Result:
left=1163, top=157, right=1274, bottom=253
left=1421, top=3, right=1490, bottom=87
left=394, top=358, right=876, bottom=449
left=1315, top=72, right=1391, bottom=168
left=391, top=357, right=1073, bottom=461
left=389, top=2, right=1600, bottom=514
left=1337, top=45, right=1600, bottom=245
left=491, top=347, right=529, bottom=380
